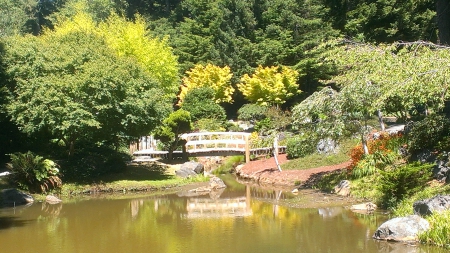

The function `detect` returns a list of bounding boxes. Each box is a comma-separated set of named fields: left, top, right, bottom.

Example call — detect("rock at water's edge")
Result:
left=46, top=195, right=62, bottom=204
left=373, top=215, right=429, bottom=242
left=0, top=188, right=34, bottom=207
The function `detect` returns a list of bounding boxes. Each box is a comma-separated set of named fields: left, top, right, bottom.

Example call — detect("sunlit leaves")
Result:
left=179, top=63, right=233, bottom=104
left=321, top=40, right=450, bottom=114
left=50, top=10, right=179, bottom=95
left=238, top=65, right=300, bottom=106
left=4, top=28, right=171, bottom=155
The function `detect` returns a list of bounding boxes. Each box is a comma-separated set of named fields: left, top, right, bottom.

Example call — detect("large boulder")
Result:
left=413, top=195, right=450, bottom=216
left=182, top=161, right=204, bottom=174
left=0, top=188, right=34, bottom=207
left=373, top=215, right=430, bottom=242
left=176, top=161, right=204, bottom=178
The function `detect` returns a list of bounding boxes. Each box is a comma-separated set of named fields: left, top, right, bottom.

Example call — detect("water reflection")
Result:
left=0, top=184, right=447, bottom=253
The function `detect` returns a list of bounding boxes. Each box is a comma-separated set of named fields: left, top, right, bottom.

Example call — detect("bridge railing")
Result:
left=181, top=132, right=251, bottom=161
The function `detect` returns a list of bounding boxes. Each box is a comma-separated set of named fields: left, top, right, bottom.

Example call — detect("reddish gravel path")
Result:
left=236, top=154, right=351, bottom=187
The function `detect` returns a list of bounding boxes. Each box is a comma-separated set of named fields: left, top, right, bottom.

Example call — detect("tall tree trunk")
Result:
left=437, top=0, right=450, bottom=45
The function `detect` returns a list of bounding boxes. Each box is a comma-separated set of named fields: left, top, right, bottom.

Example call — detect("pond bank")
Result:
left=236, top=154, right=351, bottom=188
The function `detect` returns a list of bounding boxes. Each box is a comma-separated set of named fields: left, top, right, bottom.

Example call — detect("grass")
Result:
left=419, top=210, right=450, bottom=249
left=213, top=155, right=245, bottom=175
left=2, top=161, right=209, bottom=197
left=281, top=138, right=358, bottom=170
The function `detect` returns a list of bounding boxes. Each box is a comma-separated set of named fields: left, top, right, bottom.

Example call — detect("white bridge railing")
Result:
left=181, top=132, right=251, bottom=162
left=132, top=132, right=286, bottom=163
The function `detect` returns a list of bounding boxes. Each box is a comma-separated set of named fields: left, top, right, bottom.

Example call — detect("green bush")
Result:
left=352, top=151, right=398, bottom=178
left=377, top=162, right=433, bottom=209
left=286, top=134, right=318, bottom=159
left=7, top=151, right=62, bottom=193
left=193, top=118, right=226, bottom=132
left=61, top=146, right=129, bottom=182
left=181, top=87, right=226, bottom=122
left=407, top=114, right=450, bottom=156
left=237, top=104, right=267, bottom=122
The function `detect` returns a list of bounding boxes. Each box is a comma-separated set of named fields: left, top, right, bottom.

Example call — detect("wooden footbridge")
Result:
left=131, top=132, right=286, bottom=163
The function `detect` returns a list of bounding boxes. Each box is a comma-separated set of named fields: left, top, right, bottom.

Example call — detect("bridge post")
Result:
left=244, top=134, right=250, bottom=163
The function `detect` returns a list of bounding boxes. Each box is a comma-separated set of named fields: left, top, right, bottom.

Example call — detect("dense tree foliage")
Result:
left=1, top=0, right=449, bottom=173
left=179, top=64, right=233, bottom=104
left=3, top=12, right=174, bottom=156
left=238, top=65, right=300, bottom=106
left=180, top=87, right=227, bottom=123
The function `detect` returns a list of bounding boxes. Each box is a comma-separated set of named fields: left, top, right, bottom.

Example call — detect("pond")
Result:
left=0, top=176, right=446, bottom=253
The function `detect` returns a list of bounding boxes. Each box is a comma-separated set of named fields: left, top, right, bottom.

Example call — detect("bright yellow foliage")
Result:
left=179, top=63, right=234, bottom=105
left=238, top=65, right=300, bottom=106
left=49, top=10, right=179, bottom=95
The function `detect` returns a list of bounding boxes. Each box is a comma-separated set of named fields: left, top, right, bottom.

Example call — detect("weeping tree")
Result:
left=293, top=39, right=450, bottom=154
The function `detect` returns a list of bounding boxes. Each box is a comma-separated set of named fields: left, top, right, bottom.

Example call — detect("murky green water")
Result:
left=0, top=180, right=446, bottom=253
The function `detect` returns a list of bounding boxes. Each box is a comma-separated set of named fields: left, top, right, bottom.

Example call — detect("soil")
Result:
left=236, top=154, right=351, bottom=188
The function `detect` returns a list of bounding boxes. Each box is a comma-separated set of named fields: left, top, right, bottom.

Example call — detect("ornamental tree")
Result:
left=179, top=63, right=234, bottom=105
left=238, top=65, right=300, bottom=106
left=154, top=109, right=192, bottom=160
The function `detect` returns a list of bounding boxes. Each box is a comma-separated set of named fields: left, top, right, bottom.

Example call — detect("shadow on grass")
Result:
left=61, top=161, right=180, bottom=185
left=98, top=162, right=175, bottom=183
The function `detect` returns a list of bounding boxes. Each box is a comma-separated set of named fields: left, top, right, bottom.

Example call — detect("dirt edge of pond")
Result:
left=236, top=154, right=351, bottom=189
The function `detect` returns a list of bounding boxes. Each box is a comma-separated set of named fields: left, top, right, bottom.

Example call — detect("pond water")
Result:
left=0, top=177, right=446, bottom=253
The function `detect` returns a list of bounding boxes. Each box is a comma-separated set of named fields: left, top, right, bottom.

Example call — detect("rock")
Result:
left=291, top=188, right=299, bottom=193
left=0, top=188, right=34, bottom=207
left=180, top=161, right=204, bottom=174
left=373, top=215, right=430, bottom=242
left=413, top=195, right=450, bottom=216
left=209, top=176, right=226, bottom=189
left=350, top=202, right=377, bottom=212
left=45, top=195, right=62, bottom=204
left=176, top=162, right=204, bottom=178
left=316, top=138, right=338, bottom=154
left=334, top=180, right=350, bottom=196
left=175, top=167, right=197, bottom=178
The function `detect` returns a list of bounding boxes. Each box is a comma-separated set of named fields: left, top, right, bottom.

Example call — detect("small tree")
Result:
left=180, top=87, right=226, bottom=122
left=154, top=109, right=192, bottom=160
left=238, top=65, right=300, bottom=106
left=179, top=63, right=234, bottom=105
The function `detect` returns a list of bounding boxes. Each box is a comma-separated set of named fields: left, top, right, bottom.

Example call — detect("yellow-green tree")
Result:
left=52, top=9, right=179, bottom=95
left=238, top=66, right=300, bottom=106
left=179, top=63, right=234, bottom=105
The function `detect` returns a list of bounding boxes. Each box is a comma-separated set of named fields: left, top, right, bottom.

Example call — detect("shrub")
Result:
left=7, top=151, right=62, bottom=193
left=61, top=146, right=130, bottom=182
left=286, top=134, right=318, bottom=159
left=193, top=118, right=226, bottom=132
left=377, top=162, right=433, bottom=209
left=237, top=104, right=267, bottom=122
left=407, top=114, right=450, bottom=156
left=350, top=132, right=405, bottom=178
left=181, top=87, right=226, bottom=122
